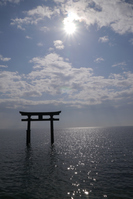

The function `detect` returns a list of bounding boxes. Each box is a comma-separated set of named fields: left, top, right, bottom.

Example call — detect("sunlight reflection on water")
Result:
left=0, top=127, right=133, bottom=198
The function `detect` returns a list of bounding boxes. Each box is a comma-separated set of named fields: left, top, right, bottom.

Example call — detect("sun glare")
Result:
left=63, top=11, right=78, bottom=35
left=64, top=21, right=76, bottom=34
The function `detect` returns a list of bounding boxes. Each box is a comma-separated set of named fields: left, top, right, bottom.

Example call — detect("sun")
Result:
left=64, top=21, right=76, bottom=35
left=63, top=12, right=78, bottom=35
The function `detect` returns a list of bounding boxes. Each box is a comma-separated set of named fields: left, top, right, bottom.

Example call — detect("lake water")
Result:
left=0, top=126, right=133, bottom=199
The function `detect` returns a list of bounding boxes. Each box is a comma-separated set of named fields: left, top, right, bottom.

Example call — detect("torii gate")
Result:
left=19, top=111, right=61, bottom=146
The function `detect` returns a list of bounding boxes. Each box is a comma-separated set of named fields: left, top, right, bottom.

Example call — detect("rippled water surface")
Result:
left=0, top=126, right=133, bottom=199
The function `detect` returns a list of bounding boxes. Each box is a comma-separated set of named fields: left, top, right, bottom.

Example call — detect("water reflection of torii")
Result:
left=19, top=111, right=61, bottom=146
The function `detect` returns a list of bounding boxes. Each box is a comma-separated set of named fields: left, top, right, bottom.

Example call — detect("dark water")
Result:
left=0, top=126, right=133, bottom=199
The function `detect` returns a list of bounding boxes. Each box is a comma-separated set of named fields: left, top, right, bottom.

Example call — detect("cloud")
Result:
left=0, top=65, right=8, bottom=68
left=37, top=42, right=43, bottom=46
left=26, top=5, right=59, bottom=18
left=54, top=40, right=64, bottom=50
left=112, top=62, right=127, bottom=69
left=49, top=47, right=54, bottom=51
left=0, top=54, right=11, bottom=62
left=25, top=35, right=32, bottom=39
left=94, top=57, right=104, bottom=63
left=0, top=98, right=66, bottom=109
left=10, top=17, right=31, bottom=30
left=23, top=90, right=42, bottom=97
left=98, top=36, right=109, bottom=43
left=10, top=1, right=133, bottom=35
left=8, top=0, right=20, bottom=3
left=1, top=53, right=133, bottom=109
left=60, top=0, right=133, bottom=35
left=0, top=71, right=23, bottom=98
left=40, top=26, right=50, bottom=32
left=54, top=0, right=65, bottom=3
left=0, top=70, right=43, bottom=100
left=129, top=38, right=133, bottom=45
left=27, top=53, right=133, bottom=106
left=28, top=53, right=93, bottom=98
left=11, top=5, right=60, bottom=30
left=0, top=0, right=20, bottom=5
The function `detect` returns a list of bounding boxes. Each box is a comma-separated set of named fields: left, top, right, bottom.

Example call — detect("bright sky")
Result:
left=0, top=0, right=133, bottom=129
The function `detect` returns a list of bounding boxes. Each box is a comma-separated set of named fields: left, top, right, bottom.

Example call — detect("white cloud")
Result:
left=129, top=38, right=133, bottom=45
left=25, top=35, right=32, bottom=39
left=98, top=36, right=109, bottom=43
left=10, top=17, right=31, bottom=30
left=37, top=42, right=43, bottom=46
left=11, top=16, right=40, bottom=30
left=0, top=65, right=8, bottom=68
left=54, top=0, right=65, bottom=3
left=17, top=25, right=25, bottom=31
left=94, top=57, right=104, bottom=63
left=28, top=53, right=93, bottom=97
left=0, top=0, right=20, bottom=5
left=112, top=62, right=127, bottom=69
left=11, top=1, right=133, bottom=35
left=0, top=71, right=23, bottom=98
left=1, top=53, right=133, bottom=108
left=11, top=5, right=60, bottom=30
left=40, top=26, right=50, bottom=32
left=0, top=54, right=11, bottom=62
left=8, top=0, right=20, bottom=3
left=54, top=40, right=64, bottom=50
left=60, top=0, right=133, bottom=35
left=0, top=71, right=42, bottom=99
left=26, top=6, right=58, bottom=18
left=27, top=53, right=133, bottom=106
left=23, top=90, right=42, bottom=97
left=0, top=98, right=66, bottom=109
left=49, top=47, right=54, bottom=51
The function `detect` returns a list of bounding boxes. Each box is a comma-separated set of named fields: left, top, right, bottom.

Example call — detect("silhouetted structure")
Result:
left=19, top=111, right=61, bottom=146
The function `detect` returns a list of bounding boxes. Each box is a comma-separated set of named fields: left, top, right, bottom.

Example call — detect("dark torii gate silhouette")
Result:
left=20, top=111, right=61, bottom=146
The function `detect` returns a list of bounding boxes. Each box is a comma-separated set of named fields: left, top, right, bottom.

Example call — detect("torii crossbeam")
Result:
left=19, top=111, right=61, bottom=146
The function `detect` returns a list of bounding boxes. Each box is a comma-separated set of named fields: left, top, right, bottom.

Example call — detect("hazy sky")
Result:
left=0, top=0, right=133, bottom=129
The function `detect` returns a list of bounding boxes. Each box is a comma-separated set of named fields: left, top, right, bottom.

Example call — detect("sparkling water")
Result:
left=0, top=126, right=133, bottom=198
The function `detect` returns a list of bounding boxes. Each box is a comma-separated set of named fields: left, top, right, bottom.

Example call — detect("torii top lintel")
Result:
left=19, top=111, right=61, bottom=116
left=19, top=111, right=61, bottom=121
